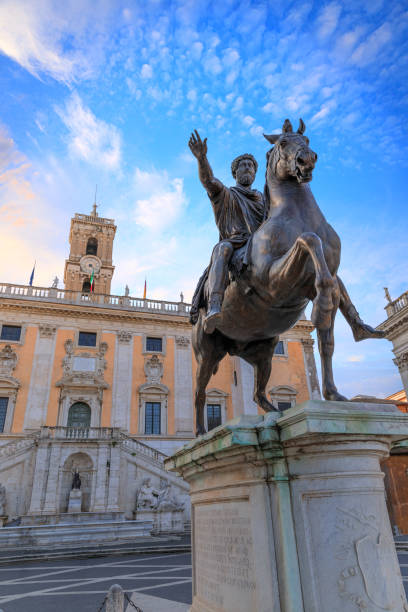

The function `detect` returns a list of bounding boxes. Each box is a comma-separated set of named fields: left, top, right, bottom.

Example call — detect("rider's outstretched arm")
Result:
left=188, top=130, right=223, bottom=198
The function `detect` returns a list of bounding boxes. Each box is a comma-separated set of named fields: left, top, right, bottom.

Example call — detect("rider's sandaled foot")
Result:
left=204, top=292, right=223, bottom=334
left=204, top=311, right=221, bottom=334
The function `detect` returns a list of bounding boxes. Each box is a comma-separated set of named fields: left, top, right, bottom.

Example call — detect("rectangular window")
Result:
left=1, top=325, right=21, bottom=341
left=274, top=341, right=285, bottom=355
left=207, top=404, right=222, bottom=431
left=146, top=337, right=162, bottom=352
left=145, top=402, right=161, bottom=434
left=277, top=401, right=292, bottom=411
left=0, top=397, right=9, bottom=432
left=78, top=331, right=97, bottom=347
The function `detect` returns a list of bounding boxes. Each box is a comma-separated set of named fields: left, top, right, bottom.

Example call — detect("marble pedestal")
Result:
left=133, top=507, right=184, bottom=534
left=165, top=400, right=408, bottom=612
left=67, top=489, right=82, bottom=513
left=0, top=516, right=7, bottom=527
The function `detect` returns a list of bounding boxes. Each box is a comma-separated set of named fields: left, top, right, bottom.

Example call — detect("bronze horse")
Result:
left=192, top=118, right=384, bottom=435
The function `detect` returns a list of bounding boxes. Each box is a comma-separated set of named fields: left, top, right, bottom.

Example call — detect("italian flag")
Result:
left=90, top=269, right=95, bottom=292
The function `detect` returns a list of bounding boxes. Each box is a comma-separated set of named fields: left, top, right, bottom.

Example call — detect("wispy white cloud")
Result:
left=133, top=167, right=188, bottom=231
left=0, top=0, right=114, bottom=84
left=351, top=22, right=392, bottom=66
left=317, top=2, right=342, bottom=39
left=57, top=92, right=122, bottom=170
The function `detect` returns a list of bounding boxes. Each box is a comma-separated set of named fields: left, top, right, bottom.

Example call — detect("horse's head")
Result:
left=264, top=118, right=317, bottom=184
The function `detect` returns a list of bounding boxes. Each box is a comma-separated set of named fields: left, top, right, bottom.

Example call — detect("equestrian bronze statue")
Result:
left=189, top=118, right=384, bottom=435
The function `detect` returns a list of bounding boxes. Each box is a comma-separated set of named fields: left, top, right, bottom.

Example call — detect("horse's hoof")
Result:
left=323, top=390, right=348, bottom=402
left=352, top=322, right=386, bottom=342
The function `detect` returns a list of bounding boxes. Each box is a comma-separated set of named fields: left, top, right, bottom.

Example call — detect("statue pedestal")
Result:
left=67, top=489, right=82, bottom=513
left=0, top=516, right=7, bottom=527
left=153, top=508, right=184, bottom=534
left=133, top=507, right=184, bottom=534
left=165, top=401, right=408, bottom=612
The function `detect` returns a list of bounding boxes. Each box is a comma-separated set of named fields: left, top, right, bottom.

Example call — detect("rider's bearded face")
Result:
left=236, top=159, right=256, bottom=186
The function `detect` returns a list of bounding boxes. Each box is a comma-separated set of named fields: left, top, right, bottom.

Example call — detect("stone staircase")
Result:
left=0, top=431, right=39, bottom=461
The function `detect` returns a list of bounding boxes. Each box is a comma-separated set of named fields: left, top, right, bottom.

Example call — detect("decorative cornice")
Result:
left=394, top=352, right=408, bottom=372
left=0, top=301, right=191, bottom=327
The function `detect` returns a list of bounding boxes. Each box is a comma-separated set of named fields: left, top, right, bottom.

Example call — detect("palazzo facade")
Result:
left=0, top=206, right=320, bottom=524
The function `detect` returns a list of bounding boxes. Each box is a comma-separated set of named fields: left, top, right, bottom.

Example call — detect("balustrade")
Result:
left=0, top=282, right=190, bottom=315
left=386, top=290, right=408, bottom=317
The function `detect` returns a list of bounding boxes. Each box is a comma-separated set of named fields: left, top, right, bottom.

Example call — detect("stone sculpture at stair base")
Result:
left=165, top=400, right=408, bottom=612
left=134, top=477, right=185, bottom=534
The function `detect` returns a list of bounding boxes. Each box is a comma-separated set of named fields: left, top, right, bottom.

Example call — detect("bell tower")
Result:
left=64, top=203, right=117, bottom=294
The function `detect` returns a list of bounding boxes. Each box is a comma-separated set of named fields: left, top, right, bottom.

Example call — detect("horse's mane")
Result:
left=263, top=147, right=279, bottom=217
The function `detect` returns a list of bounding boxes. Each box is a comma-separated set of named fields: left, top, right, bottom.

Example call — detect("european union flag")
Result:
left=29, top=263, right=35, bottom=286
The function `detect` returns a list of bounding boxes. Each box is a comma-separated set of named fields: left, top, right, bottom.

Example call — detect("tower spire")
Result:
left=91, top=185, right=98, bottom=217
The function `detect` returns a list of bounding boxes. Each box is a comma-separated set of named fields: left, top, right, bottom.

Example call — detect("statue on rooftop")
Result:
left=189, top=119, right=385, bottom=435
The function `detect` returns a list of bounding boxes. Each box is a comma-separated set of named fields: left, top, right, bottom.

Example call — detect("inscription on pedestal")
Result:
left=194, top=501, right=256, bottom=610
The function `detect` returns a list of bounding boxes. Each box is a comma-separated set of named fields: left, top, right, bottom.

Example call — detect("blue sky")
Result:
left=0, top=0, right=407, bottom=398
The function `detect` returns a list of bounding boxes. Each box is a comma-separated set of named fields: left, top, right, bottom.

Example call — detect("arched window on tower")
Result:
left=82, top=279, right=91, bottom=293
left=67, top=402, right=91, bottom=428
left=86, top=237, right=98, bottom=255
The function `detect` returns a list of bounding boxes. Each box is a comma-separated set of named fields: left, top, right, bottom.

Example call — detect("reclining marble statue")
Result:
left=189, top=119, right=384, bottom=435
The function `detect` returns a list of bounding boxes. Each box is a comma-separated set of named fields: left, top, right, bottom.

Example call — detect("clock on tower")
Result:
left=63, top=203, right=117, bottom=294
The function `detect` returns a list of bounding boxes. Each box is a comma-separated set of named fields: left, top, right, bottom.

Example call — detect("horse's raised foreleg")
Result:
left=192, top=317, right=226, bottom=435
left=337, top=275, right=385, bottom=342
left=316, top=278, right=347, bottom=401
left=274, top=232, right=335, bottom=330
left=239, top=337, right=280, bottom=412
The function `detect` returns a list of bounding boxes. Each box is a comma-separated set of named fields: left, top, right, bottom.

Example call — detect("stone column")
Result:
left=28, top=441, right=51, bottom=514
left=166, top=401, right=408, bottom=612
left=24, top=325, right=57, bottom=430
left=301, top=337, right=321, bottom=399
left=393, top=352, right=408, bottom=399
left=106, top=444, right=121, bottom=511
left=174, top=335, right=194, bottom=434
left=111, top=331, right=133, bottom=430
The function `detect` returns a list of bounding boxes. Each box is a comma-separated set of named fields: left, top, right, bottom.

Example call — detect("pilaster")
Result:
left=174, top=335, right=194, bottom=434
left=111, top=332, right=133, bottom=430
left=92, top=443, right=109, bottom=511
left=24, top=325, right=57, bottom=429
left=42, top=443, right=63, bottom=513
left=301, top=337, right=321, bottom=399
left=393, top=351, right=408, bottom=398
left=28, top=442, right=50, bottom=514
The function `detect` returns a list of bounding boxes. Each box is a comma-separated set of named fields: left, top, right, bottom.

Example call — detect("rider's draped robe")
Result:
left=190, top=184, right=267, bottom=323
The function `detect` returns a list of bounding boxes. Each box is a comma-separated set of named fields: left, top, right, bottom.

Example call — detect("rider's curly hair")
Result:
left=231, top=154, right=258, bottom=179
